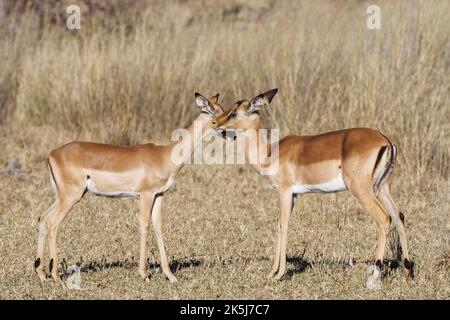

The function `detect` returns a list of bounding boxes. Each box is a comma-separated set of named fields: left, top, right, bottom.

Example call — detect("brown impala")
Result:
left=35, top=93, right=224, bottom=283
left=214, top=89, right=413, bottom=283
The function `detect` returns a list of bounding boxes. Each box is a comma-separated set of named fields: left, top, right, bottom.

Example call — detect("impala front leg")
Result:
left=152, top=194, right=178, bottom=283
left=267, top=221, right=282, bottom=278
left=274, top=188, right=293, bottom=281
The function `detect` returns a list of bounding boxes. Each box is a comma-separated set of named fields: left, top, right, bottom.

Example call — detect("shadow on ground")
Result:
left=285, top=255, right=403, bottom=279
left=58, top=253, right=403, bottom=280
left=58, top=256, right=203, bottom=275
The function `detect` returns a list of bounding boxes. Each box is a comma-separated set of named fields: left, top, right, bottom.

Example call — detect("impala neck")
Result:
left=169, top=113, right=212, bottom=172
left=241, top=122, right=273, bottom=175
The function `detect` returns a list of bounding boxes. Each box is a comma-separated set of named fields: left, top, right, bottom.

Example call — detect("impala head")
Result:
left=194, top=92, right=224, bottom=123
left=214, top=88, right=278, bottom=137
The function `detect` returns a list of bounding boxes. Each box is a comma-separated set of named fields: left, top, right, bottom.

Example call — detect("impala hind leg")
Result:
left=348, top=183, right=392, bottom=288
left=47, top=195, right=82, bottom=283
left=151, top=194, right=177, bottom=283
left=350, top=185, right=391, bottom=263
left=138, top=192, right=155, bottom=281
left=35, top=201, right=58, bottom=281
left=378, top=182, right=413, bottom=279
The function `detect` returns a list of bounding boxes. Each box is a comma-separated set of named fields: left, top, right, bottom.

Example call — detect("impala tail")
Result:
left=47, top=158, right=59, bottom=195
left=373, top=142, right=397, bottom=196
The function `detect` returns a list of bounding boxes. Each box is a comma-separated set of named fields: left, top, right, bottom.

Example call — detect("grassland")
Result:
left=0, top=0, right=448, bottom=299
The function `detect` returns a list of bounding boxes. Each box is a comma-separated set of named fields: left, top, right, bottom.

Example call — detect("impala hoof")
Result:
left=34, top=258, right=47, bottom=282
left=403, top=259, right=415, bottom=279
left=139, top=270, right=149, bottom=281
left=266, top=270, right=277, bottom=279
left=273, top=272, right=286, bottom=281
left=51, top=273, right=63, bottom=284
left=36, top=271, right=48, bottom=283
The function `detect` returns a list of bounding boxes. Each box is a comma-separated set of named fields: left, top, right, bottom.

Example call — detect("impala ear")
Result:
left=195, top=92, right=209, bottom=109
left=195, top=92, right=219, bottom=115
left=210, top=93, right=220, bottom=105
left=248, top=88, right=278, bottom=113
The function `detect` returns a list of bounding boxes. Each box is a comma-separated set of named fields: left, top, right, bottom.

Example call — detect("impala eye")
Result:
left=229, top=112, right=237, bottom=118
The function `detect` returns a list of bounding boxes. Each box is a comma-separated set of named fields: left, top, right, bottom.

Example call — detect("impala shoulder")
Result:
left=143, top=142, right=157, bottom=148
left=140, top=142, right=170, bottom=155
left=49, top=141, right=83, bottom=157
left=277, top=135, right=306, bottom=158
left=279, top=135, right=305, bottom=145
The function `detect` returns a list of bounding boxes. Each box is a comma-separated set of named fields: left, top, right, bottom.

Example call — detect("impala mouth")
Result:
left=215, top=128, right=236, bottom=140
left=224, top=130, right=237, bottom=141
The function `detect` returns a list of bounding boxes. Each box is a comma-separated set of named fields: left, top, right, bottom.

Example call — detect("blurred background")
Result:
left=0, top=0, right=448, bottom=183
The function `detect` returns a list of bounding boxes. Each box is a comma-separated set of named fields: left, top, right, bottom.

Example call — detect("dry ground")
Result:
left=0, top=0, right=449, bottom=299
left=0, top=132, right=448, bottom=299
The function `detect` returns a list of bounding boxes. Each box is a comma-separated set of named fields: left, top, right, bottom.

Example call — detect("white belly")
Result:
left=292, top=175, right=347, bottom=194
left=86, top=177, right=139, bottom=198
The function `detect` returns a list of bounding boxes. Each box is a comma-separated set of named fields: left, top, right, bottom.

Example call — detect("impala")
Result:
left=214, top=89, right=414, bottom=283
left=35, top=92, right=224, bottom=283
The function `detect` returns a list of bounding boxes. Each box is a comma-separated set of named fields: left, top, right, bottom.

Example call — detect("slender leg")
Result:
left=138, top=192, right=155, bottom=281
left=35, top=201, right=58, bottom=281
left=151, top=194, right=177, bottom=283
left=349, top=184, right=391, bottom=264
left=348, top=184, right=392, bottom=289
left=47, top=197, right=79, bottom=283
left=354, top=195, right=390, bottom=261
left=267, top=194, right=297, bottom=278
left=378, top=183, right=413, bottom=278
left=274, top=188, right=294, bottom=280
left=267, top=221, right=282, bottom=278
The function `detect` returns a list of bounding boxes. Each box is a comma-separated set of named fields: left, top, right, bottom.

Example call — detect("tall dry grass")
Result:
left=0, top=1, right=448, bottom=299
left=0, top=0, right=448, bottom=183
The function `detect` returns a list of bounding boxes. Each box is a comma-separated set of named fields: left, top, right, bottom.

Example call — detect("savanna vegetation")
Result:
left=0, top=0, right=448, bottom=299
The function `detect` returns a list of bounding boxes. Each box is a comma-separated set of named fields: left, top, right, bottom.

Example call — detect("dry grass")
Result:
left=0, top=0, right=449, bottom=299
